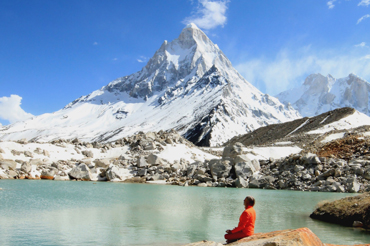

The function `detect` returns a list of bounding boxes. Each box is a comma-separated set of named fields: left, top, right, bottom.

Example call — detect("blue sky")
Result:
left=1, top=0, right=370, bottom=125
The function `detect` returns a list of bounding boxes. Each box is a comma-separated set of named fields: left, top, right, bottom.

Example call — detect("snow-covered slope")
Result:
left=0, top=24, right=301, bottom=146
left=277, top=73, right=370, bottom=117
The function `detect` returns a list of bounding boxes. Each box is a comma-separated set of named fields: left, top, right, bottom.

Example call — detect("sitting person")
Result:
left=224, top=196, right=256, bottom=244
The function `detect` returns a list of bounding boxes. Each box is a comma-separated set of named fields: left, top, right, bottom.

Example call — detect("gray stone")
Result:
left=0, top=159, right=17, bottom=171
left=209, top=159, right=232, bottom=180
left=106, top=166, right=122, bottom=181
left=140, top=139, right=156, bottom=150
left=137, top=156, right=148, bottom=168
left=234, top=159, right=256, bottom=180
left=222, top=142, right=245, bottom=160
left=347, top=177, right=360, bottom=193
left=137, top=168, right=147, bottom=176
left=43, top=149, right=50, bottom=157
left=318, top=169, right=335, bottom=180
left=197, top=183, right=208, bottom=187
left=29, top=159, right=44, bottom=166
left=171, top=163, right=182, bottom=172
left=249, top=179, right=260, bottom=188
left=363, top=168, right=370, bottom=180
left=82, top=150, right=94, bottom=158
left=7, top=170, right=18, bottom=178
left=301, top=153, right=321, bottom=165
left=68, top=163, right=92, bottom=181
left=151, top=173, right=165, bottom=181
left=294, top=165, right=304, bottom=172
left=0, top=147, right=4, bottom=154
left=302, top=173, right=312, bottom=180
left=235, top=177, right=248, bottom=188
left=41, top=168, right=56, bottom=179
left=93, top=158, right=111, bottom=168
left=147, top=154, right=163, bottom=166
left=21, top=162, right=32, bottom=173
left=187, top=162, right=201, bottom=178
left=23, top=151, right=33, bottom=158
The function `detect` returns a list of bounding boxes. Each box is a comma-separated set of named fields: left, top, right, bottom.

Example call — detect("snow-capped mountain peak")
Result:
left=277, top=73, right=370, bottom=117
left=0, top=24, right=301, bottom=146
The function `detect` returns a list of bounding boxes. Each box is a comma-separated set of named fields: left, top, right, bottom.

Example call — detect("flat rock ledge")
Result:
left=182, top=228, right=369, bottom=246
left=310, top=192, right=370, bottom=228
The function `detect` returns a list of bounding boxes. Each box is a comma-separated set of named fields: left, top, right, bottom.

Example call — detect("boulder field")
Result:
left=1, top=131, right=370, bottom=193
left=182, top=228, right=369, bottom=246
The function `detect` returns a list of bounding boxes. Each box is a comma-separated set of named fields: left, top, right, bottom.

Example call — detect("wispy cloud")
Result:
left=183, top=0, right=229, bottom=30
left=355, top=42, right=368, bottom=47
left=93, top=42, right=98, bottom=45
left=235, top=47, right=370, bottom=96
left=357, top=14, right=370, bottom=24
left=327, top=0, right=337, bottom=9
left=137, top=56, right=148, bottom=63
left=358, top=0, right=370, bottom=7
left=0, top=95, right=33, bottom=125
left=113, top=58, right=118, bottom=61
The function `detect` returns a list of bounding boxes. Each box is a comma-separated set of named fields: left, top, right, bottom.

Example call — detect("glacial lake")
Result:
left=0, top=180, right=369, bottom=246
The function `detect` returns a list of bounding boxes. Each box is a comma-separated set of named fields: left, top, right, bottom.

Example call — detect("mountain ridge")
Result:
left=0, top=24, right=301, bottom=146
left=277, top=73, right=370, bottom=117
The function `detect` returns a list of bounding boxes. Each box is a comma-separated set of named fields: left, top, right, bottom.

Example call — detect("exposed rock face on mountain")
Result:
left=277, top=73, right=370, bottom=117
left=0, top=23, right=300, bottom=146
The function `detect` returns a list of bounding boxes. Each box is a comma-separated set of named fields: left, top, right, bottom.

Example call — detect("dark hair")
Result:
left=246, top=196, right=255, bottom=207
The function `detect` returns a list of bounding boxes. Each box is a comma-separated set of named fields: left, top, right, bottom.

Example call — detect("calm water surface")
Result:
left=0, top=180, right=369, bottom=246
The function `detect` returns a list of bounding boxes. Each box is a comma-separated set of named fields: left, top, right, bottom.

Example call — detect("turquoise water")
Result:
left=0, top=180, right=369, bottom=246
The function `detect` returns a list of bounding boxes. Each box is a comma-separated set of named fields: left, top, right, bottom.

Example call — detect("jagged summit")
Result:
left=185, top=23, right=199, bottom=29
left=277, top=73, right=370, bottom=117
left=0, top=25, right=301, bottom=146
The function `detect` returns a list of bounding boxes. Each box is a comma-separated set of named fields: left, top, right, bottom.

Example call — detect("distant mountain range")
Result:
left=0, top=23, right=300, bottom=146
left=277, top=73, right=370, bottom=117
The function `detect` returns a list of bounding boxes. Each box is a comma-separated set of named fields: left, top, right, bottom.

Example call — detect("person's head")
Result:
left=244, top=196, right=255, bottom=208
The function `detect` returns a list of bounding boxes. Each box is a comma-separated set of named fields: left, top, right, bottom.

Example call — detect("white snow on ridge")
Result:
left=308, top=110, right=370, bottom=135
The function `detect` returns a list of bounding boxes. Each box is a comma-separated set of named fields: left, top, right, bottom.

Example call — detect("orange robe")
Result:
left=231, top=205, right=256, bottom=236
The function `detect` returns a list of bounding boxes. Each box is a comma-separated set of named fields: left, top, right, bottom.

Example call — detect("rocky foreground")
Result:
left=1, top=130, right=370, bottom=193
left=182, top=228, right=369, bottom=246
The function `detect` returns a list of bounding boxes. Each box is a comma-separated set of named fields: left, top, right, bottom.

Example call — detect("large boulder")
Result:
left=234, top=156, right=259, bottom=180
left=209, top=159, right=232, bottom=180
left=106, top=166, right=122, bottom=181
left=21, top=162, right=32, bottom=173
left=82, top=150, right=94, bottom=158
left=147, top=154, right=164, bottom=166
left=93, top=158, right=111, bottom=168
left=40, top=168, right=56, bottom=180
left=140, top=139, right=156, bottom=150
left=0, top=159, right=17, bottom=171
left=235, top=177, right=248, bottom=188
left=222, top=142, right=245, bottom=160
left=187, top=161, right=202, bottom=178
left=182, top=227, right=362, bottom=246
left=137, top=156, right=148, bottom=168
left=301, top=153, right=321, bottom=165
left=346, top=176, right=360, bottom=193
left=69, top=163, right=92, bottom=181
